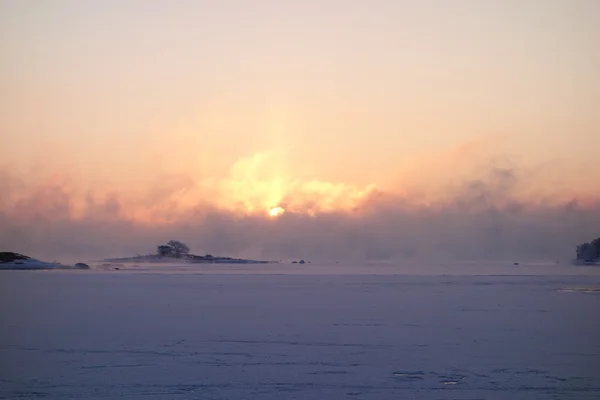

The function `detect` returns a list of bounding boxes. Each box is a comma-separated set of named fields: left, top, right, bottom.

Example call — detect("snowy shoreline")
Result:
left=0, top=252, right=89, bottom=270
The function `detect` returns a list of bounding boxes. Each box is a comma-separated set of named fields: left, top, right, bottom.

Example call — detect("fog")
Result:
left=1, top=161, right=598, bottom=264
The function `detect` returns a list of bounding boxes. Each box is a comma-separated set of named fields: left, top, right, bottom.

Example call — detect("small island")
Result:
left=575, top=236, right=600, bottom=265
left=102, top=240, right=276, bottom=264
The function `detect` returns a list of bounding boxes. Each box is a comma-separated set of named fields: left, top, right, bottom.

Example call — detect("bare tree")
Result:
left=167, top=240, right=190, bottom=258
left=157, top=245, right=174, bottom=257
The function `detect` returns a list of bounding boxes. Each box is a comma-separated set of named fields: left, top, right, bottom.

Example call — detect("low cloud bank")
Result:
left=0, top=163, right=598, bottom=263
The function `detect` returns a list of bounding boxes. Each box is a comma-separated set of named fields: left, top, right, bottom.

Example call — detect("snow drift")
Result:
left=0, top=252, right=89, bottom=270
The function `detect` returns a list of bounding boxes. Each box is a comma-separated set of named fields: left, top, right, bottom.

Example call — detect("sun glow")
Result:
left=214, top=150, right=376, bottom=216
left=269, top=207, right=285, bottom=217
left=2, top=149, right=378, bottom=226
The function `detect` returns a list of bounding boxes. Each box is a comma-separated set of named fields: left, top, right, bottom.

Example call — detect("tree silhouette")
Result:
left=157, top=245, right=174, bottom=257
left=576, top=237, right=600, bottom=261
left=167, top=240, right=190, bottom=257
left=156, top=240, right=190, bottom=258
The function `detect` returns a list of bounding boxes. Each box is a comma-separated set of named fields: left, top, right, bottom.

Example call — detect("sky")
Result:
left=1, top=0, right=599, bottom=262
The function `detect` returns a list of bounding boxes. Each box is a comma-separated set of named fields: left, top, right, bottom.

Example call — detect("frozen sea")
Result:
left=1, top=262, right=600, bottom=399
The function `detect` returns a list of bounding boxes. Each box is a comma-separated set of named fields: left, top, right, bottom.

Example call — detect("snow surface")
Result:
left=0, top=258, right=83, bottom=270
left=1, top=262, right=600, bottom=399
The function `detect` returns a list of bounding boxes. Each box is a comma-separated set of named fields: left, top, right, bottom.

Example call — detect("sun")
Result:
left=268, top=206, right=285, bottom=217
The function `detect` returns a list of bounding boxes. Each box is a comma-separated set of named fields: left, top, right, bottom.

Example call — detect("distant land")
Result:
left=102, top=254, right=275, bottom=264
left=0, top=252, right=89, bottom=270
left=102, top=240, right=276, bottom=264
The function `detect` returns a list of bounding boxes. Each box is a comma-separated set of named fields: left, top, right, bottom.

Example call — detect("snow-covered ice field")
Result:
left=1, top=262, right=600, bottom=399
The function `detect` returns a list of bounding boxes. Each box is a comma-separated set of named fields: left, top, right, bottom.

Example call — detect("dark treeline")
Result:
left=576, top=237, right=600, bottom=262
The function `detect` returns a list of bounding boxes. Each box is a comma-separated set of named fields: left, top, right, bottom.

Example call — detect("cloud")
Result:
left=0, top=143, right=598, bottom=263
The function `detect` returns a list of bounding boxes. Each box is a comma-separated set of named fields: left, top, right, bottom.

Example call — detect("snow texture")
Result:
left=0, top=259, right=82, bottom=270
left=1, top=262, right=600, bottom=399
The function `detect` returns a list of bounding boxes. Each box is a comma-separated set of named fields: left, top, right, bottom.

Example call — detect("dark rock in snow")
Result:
left=0, top=252, right=31, bottom=263
left=0, top=252, right=74, bottom=270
